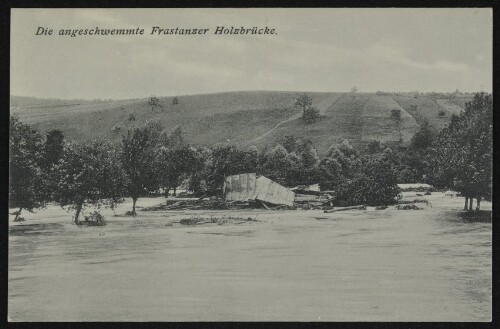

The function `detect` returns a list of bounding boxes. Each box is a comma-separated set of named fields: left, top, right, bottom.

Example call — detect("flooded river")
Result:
left=9, top=194, right=491, bottom=321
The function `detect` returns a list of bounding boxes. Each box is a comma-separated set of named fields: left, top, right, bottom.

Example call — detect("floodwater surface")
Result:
left=9, top=193, right=491, bottom=321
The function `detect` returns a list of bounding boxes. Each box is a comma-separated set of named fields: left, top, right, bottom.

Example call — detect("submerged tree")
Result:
left=53, top=140, right=125, bottom=224
left=9, top=116, right=46, bottom=221
left=121, top=121, right=163, bottom=215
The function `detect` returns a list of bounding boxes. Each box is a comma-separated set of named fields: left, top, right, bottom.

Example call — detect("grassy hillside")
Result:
left=392, top=95, right=452, bottom=130
left=10, top=91, right=467, bottom=154
left=361, top=95, right=420, bottom=143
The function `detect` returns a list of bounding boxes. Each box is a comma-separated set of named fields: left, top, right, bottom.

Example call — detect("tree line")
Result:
left=9, top=93, right=492, bottom=222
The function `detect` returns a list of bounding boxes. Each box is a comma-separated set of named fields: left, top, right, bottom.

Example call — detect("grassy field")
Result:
left=11, top=92, right=459, bottom=153
left=8, top=192, right=491, bottom=321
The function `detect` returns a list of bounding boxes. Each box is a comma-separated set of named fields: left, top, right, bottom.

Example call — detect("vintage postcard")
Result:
left=8, top=8, right=492, bottom=321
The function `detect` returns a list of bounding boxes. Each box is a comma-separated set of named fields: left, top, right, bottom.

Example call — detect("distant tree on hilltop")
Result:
left=295, top=94, right=320, bottom=124
left=148, top=96, right=163, bottom=112
left=294, top=94, right=312, bottom=113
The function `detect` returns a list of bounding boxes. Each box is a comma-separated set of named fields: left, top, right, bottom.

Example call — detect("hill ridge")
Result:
left=10, top=91, right=471, bottom=154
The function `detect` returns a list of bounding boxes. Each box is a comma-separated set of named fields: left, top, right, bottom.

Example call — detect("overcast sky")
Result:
left=11, top=8, right=492, bottom=100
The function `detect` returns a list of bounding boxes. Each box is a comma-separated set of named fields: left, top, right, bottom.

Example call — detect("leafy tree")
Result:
left=391, top=109, right=403, bottom=142
left=300, top=146, right=320, bottom=169
left=430, top=93, right=492, bottom=210
left=317, top=156, right=343, bottom=191
left=295, top=94, right=320, bottom=124
left=163, top=125, right=184, bottom=148
left=203, top=144, right=258, bottom=195
left=187, top=147, right=211, bottom=195
left=261, top=144, right=291, bottom=185
left=281, top=135, right=297, bottom=153
left=319, top=150, right=400, bottom=206
left=44, top=129, right=65, bottom=168
left=9, top=117, right=46, bottom=221
left=121, top=121, right=163, bottom=215
left=294, top=94, right=313, bottom=113
left=411, top=121, right=435, bottom=150
left=157, top=145, right=197, bottom=196
left=53, top=140, right=125, bottom=224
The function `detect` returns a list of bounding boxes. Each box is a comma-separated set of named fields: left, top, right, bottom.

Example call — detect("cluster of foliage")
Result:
left=9, top=117, right=202, bottom=221
left=426, top=93, right=492, bottom=210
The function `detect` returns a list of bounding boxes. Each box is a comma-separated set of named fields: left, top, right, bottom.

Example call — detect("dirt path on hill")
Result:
left=244, top=111, right=302, bottom=145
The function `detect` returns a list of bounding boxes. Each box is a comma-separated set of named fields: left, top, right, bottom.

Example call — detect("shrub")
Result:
left=302, top=107, right=320, bottom=124
left=81, top=211, right=107, bottom=226
left=438, top=110, right=446, bottom=117
left=396, top=204, right=422, bottom=210
left=391, top=109, right=401, bottom=119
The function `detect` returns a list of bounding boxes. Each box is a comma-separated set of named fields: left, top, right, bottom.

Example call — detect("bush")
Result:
left=366, top=140, right=381, bottom=154
left=302, top=107, right=320, bottom=124
left=391, top=109, right=401, bottom=120
left=396, top=204, right=422, bottom=210
left=81, top=211, right=107, bottom=226
left=438, top=110, right=446, bottom=117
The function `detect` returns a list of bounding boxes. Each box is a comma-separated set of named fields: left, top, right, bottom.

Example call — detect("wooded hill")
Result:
left=10, top=91, right=472, bottom=154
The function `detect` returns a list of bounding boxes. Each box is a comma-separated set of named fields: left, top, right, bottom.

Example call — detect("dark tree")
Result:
left=391, top=109, right=403, bottom=142
left=281, top=135, right=297, bottom=153
left=430, top=93, right=492, bottom=210
left=44, top=129, right=65, bottom=168
left=9, top=116, right=46, bottom=221
left=410, top=121, right=435, bottom=150
left=157, top=146, right=197, bottom=196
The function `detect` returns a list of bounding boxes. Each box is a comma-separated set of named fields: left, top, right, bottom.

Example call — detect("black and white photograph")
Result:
left=7, top=8, right=493, bottom=322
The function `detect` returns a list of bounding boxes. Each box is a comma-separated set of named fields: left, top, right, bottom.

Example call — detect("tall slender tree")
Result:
left=121, top=121, right=162, bottom=215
